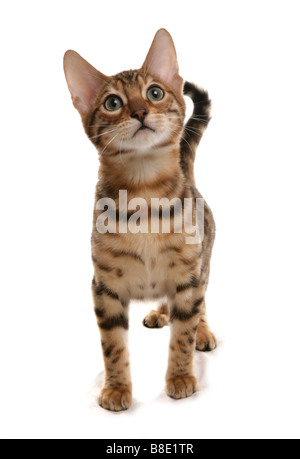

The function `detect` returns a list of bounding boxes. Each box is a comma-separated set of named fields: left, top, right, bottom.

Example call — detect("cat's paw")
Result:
left=98, top=387, right=132, bottom=411
left=196, top=327, right=217, bottom=352
left=143, top=309, right=169, bottom=329
left=166, top=376, right=198, bottom=399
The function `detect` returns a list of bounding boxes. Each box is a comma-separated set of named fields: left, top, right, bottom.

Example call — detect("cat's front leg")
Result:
left=92, top=277, right=132, bottom=411
left=166, top=277, right=205, bottom=399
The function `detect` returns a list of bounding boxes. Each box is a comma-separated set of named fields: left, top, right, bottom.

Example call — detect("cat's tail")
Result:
left=180, top=81, right=211, bottom=184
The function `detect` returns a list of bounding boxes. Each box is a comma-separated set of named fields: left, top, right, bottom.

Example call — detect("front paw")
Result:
left=98, top=386, right=132, bottom=411
left=166, top=376, right=198, bottom=399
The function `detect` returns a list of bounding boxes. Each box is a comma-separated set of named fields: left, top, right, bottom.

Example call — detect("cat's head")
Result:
left=63, top=29, right=185, bottom=156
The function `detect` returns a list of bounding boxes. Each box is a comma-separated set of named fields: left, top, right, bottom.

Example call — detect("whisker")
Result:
left=166, top=125, right=194, bottom=154
left=169, top=114, right=209, bottom=119
left=102, top=132, right=120, bottom=154
left=118, top=136, right=126, bottom=165
left=168, top=115, right=209, bottom=123
left=89, top=128, right=119, bottom=141
left=189, top=119, right=209, bottom=125
left=179, top=133, right=194, bottom=153
left=184, top=128, right=203, bottom=137
left=169, top=122, right=203, bottom=139
left=169, top=118, right=209, bottom=128
left=88, top=124, right=116, bottom=128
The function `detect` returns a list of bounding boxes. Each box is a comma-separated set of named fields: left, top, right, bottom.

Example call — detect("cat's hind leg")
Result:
left=195, top=203, right=217, bottom=352
left=195, top=264, right=217, bottom=352
left=143, top=303, right=169, bottom=329
left=196, top=297, right=217, bottom=352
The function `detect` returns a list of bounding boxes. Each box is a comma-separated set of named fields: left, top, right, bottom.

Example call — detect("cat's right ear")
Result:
left=63, top=51, right=108, bottom=115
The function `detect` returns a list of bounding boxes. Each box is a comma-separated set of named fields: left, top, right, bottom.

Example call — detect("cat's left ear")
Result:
left=142, top=29, right=183, bottom=92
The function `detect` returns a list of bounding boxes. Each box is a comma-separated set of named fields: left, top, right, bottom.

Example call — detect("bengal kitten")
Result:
left=64, top=29, right=216, bottom=411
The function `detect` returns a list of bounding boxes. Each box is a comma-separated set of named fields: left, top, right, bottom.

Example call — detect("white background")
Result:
left=0, top=0, right=300, bottom=440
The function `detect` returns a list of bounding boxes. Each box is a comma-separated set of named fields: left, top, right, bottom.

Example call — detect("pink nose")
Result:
left=131, top=108, right=148, bottom=122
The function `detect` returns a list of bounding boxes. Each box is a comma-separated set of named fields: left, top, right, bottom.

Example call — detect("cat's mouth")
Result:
left=133, top=124, right=155, bottom=138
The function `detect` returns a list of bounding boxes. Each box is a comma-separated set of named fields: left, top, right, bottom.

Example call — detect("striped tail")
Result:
left=180, top=81, right=211, bottom=184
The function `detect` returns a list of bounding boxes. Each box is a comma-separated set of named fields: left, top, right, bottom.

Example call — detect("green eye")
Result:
left=147, top=86, right=164, bottom=102
left=104, top=95, right=123, bottom=111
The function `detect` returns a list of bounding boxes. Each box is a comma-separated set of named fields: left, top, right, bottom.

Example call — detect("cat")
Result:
left=63, top=29, right=216, bottom=411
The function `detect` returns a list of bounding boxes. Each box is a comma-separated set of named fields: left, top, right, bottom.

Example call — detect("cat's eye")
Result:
left=104, top=95, right=123, bottom=112
left=147, top=86, right=165, bottom=102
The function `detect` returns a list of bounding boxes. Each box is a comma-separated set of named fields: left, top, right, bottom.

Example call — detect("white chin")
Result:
left=130, top=130, right=168, bottom=152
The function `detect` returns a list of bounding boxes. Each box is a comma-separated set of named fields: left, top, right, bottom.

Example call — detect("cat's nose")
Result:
left=131, top=108, right=148, bottom=123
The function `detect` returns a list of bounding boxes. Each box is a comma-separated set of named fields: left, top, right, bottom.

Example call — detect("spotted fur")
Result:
left=64, top=29, right=216, bottom=411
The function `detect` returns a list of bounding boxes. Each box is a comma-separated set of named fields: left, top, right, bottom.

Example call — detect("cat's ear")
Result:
left=142, top=29, right=183, bottom=92
left=63, top=50, right=108, bottom=115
